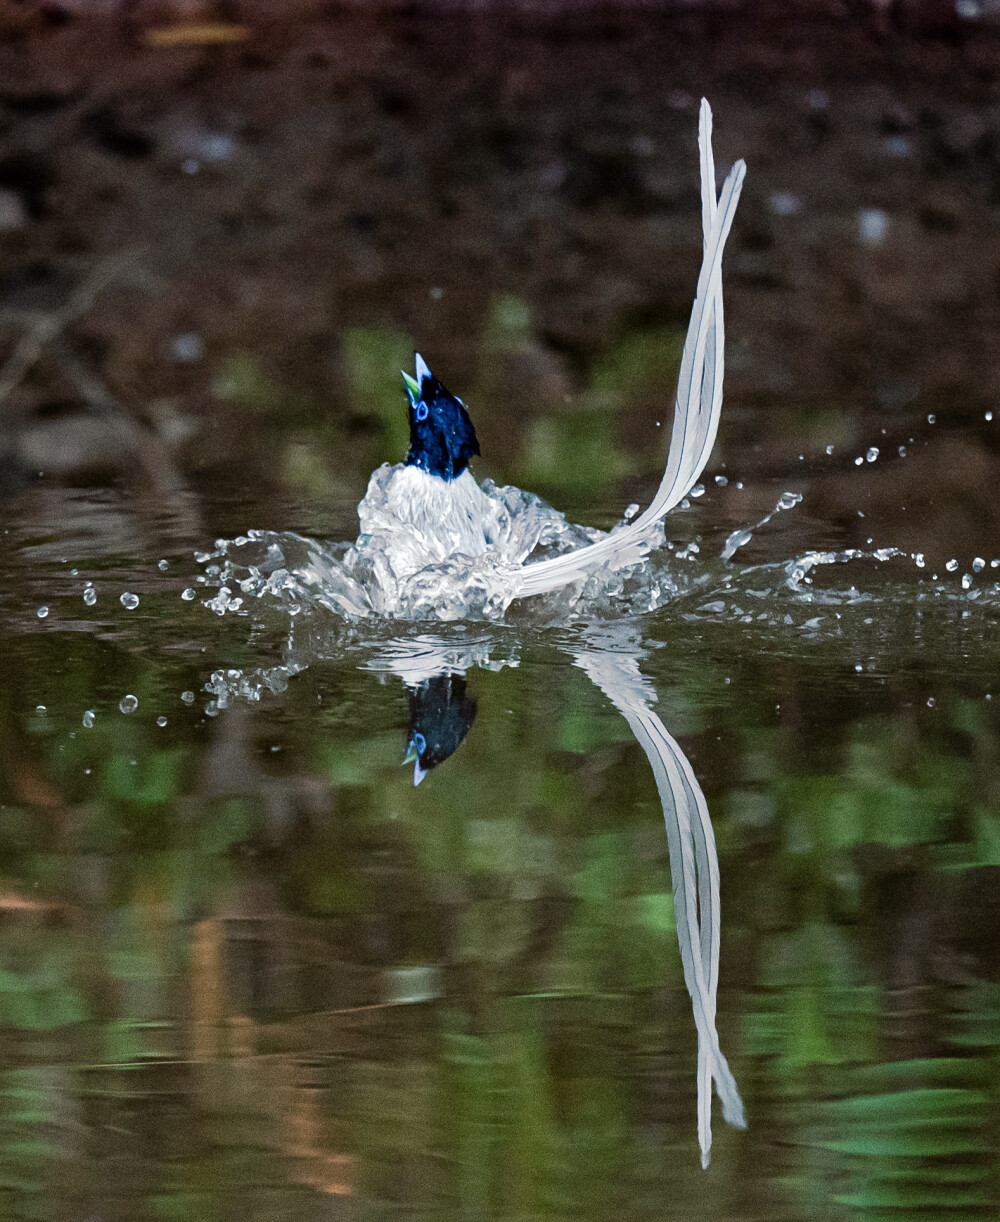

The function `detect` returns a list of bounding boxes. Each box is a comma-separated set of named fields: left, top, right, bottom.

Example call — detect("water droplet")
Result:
left=181, top=690, right=195, bottom=704
left=777, top=491, right=802, bottom=511
left=769, top=191, right=800, bottom=216
left=866, top=447, right=879, bottom=462
left=927, top=697, right=936, bottom=708
left=914, top=553, right=926, bottom=568
left=721, top=528, right=752, bottom=560
left=82, top=710, right=95, bottom=729
left=120, top=592, right=139, bottom=610
left=36, top=606, right=48, bottom=619
left=854, top=456, right=864, bottom=466
left=119, top=694, right=138, bottom=714
left=986, top=411, right=994, bottom=422
left=898, top=445, right=907, bottom=457
left=158, top=559, right=169, bottom=571
left=714, top=474, right=728, bottom=486
left=962, top=573, right=973, bottom=589
left=973, top=557, right=985, bottom=572
left=156, top=716, right=168, bottom=727
left=690, top=483, right=705, bottom=498
left=946, top=559, right=959, bottom=572
left=181, top=588, right=196, bottom=601
left=855, top=663, right=863, bottom=672
left=825, top=444, right=834, bottom=455
left=928, top=413, right=936, bottom=424
left=171, top=332, right=204, bottom=362
left=83, top=586, right=97, bottom=606
left=858, top=207, right=888, bottom=247
left=623, top=503, right=639, bottom=521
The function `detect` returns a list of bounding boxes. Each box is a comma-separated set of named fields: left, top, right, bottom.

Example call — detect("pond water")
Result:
left=3, top=12, right=1000, bottom=1221
left=4, top=455, right=1000, bottom=1220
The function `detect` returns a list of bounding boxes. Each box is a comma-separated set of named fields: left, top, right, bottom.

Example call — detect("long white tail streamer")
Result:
left=516, top=100, right=745, bottom=600
left=575, top=647, right=746, bottom=1167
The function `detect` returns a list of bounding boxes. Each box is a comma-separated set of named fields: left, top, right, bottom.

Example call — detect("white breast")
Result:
left=356, top=464, right=494, bottom=581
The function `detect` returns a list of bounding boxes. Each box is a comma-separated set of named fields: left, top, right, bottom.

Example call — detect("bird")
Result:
left=401, top=671, right=478, bottom=785
left=377, top=352, right=497, bottom=568
left=345, top=99, right=745, bottom=619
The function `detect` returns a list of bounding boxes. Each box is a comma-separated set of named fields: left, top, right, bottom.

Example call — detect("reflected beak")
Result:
left=402, top=740, right=418, bottom=765
left=412, top=760, right=427, bottom=786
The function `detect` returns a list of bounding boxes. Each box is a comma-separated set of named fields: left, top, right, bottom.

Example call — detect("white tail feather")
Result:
left=515, top=100, right=745, bottom=600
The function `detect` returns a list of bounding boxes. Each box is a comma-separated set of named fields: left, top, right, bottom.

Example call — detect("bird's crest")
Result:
left=401, top=354, right=480, bottom=481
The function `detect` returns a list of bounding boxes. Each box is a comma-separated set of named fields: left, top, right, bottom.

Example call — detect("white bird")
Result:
left=347, top=99, right=745, bottom=619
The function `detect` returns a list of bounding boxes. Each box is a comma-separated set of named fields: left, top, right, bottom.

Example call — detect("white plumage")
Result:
left=365, top=465, right=494, bottom=578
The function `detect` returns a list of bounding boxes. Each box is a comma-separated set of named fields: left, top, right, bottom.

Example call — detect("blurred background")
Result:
left=0, top=0, right=998, bottom=558
left=3, top=4, right=1000, bottom=1220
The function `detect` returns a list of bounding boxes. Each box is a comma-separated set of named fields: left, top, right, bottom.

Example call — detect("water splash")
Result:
left=721, top=489, right=802, bottom=561
left=194, top=472, right=676, bottom=625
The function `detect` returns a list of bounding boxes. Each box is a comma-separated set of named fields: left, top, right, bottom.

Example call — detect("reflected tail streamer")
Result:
left=575, top=648, right=746, bottom=1166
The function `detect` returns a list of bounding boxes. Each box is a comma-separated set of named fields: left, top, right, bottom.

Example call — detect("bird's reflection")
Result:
left=203, top=626, right=743, bottom=1163
left=402, top=673, right=477, bottom=785
left=364, top=628, right=745, bottom=1165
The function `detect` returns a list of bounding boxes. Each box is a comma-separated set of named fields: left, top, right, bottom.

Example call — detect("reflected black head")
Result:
left=403, top=673, right=477, bottom=785
left=402, top=354, right=480, bottom=482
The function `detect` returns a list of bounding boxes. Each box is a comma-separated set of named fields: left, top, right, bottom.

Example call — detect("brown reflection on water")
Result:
left=1, top=12, right=1000, bottom=566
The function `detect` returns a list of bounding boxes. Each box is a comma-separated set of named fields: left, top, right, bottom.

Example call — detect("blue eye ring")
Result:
left=413, top=732, right=427, bottom=753
left=415, top=402, right=429, bottom=421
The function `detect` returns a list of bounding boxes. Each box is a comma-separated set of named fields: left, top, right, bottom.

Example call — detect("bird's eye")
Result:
left=413, top=732, right=427, bottom=753
left=415, top=402, right=429, bottom=422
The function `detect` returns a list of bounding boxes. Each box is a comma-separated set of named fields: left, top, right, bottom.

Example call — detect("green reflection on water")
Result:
left=0, top=620, right=987, bottom=1222
left=204, top=300, right=693, bottom=509
left=2, top=597, right=1000, bottom=1218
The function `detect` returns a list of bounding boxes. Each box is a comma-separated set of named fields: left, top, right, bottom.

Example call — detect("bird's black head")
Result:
left=402, top=673, right=478, bottom=785
left=402, top=354, right=480, bottom=482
